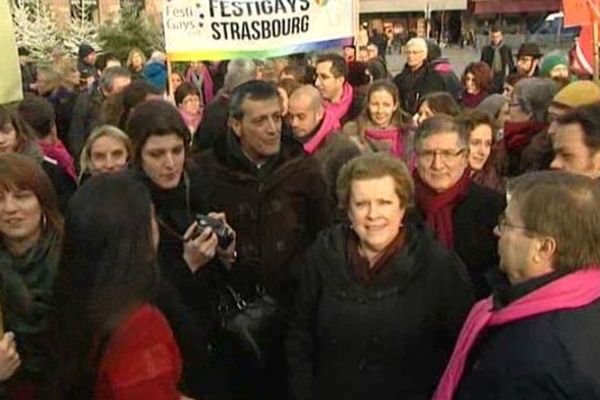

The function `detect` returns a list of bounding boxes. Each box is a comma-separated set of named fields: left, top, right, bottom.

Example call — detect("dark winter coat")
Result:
left=41, top=158, right=76, bottom=211
left=480, top=43, right=515, bottom=92
left=393, top=63, right=446, bottom=114
left=455, top=272, right=600, bottom=400
left=193, top=132, right=332, bottom=306
left=68, top=87, right=104, bottom=158
left=287, top=223, right=474, bottom=400
left=414, top=183, right=505, bottom=299
left=191, top=91, right=230, bottom=153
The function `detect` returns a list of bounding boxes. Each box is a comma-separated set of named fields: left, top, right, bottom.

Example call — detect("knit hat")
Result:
left=517, top=43, right=543, bottom=58
left=552, top=81, right=600, bottom=109
left=78, top=43, right=95, bottom=59
left=540, top=52, right=569, bottom=77
left=476, top=94, right=508, bottom=119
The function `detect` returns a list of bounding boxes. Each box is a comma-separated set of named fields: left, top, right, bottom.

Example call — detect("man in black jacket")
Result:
left=480, top=24, right=515, bottom=93
left=393, top=37, right=446, bottom=114
left=446, top=171, right=600, bottom=400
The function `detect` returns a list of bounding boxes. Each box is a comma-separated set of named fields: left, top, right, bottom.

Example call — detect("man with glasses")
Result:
left=435, top=171, right=600, bottom=400
left=413, top=115, right=504, bottom=299
left=392, top=37, right=445, bottom=114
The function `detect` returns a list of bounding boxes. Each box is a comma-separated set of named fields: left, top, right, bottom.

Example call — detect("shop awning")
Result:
left=360, top=0, right=467, bottom=14
left=472, top=0, right=561, bottom=14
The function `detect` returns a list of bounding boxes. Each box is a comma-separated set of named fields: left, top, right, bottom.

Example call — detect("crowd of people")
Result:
left=2, top=20, right=600, bottom=400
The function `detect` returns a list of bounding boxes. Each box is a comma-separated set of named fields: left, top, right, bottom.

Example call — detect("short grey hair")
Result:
left=99, top=66, right=131, bottom=93
left=414, top=114, right=468, bottom=150
left=223, top=58, right=258, bottom=93
left=407, top=38, right=428, bottom=57
left=513, top=77, right=558, bottom=123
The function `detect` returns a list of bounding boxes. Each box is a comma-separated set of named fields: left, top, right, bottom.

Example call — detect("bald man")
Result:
left=287, top=85, right=361, bottom=208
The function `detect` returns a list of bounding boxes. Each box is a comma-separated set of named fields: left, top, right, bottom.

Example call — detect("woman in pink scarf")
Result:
left=174, top=83, right=204, bottom=139
left=344, top=80, right=412, bottom=160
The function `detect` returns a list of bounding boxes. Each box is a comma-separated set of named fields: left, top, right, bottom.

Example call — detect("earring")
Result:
left=41, top=214, right=47, bottom=230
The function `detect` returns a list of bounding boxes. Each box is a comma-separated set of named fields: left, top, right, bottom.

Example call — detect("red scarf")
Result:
left=323, top=82, right=354, bottom=123
left=503, top=121, right=547, bottom=151
left=414, top=170, right=471, bottom=249
left=37, top=139, right=77, bottom=183
left=433, top=268, right=600, bottom=400
left=365, top=126, right=404, bottom=158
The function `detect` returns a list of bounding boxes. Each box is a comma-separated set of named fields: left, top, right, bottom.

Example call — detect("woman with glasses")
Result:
left=287, top=153, right=474, bottom=400
left=175, top=82, right=204, bottom=137
left=413, top=115, right=504, bottom=299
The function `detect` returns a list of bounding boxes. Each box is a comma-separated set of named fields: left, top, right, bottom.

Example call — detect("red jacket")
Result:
left=94, top=304, right=182, bottom=400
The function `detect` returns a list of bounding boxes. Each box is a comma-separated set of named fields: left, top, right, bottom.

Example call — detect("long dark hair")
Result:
left=52, top=171, right=159, bottom=398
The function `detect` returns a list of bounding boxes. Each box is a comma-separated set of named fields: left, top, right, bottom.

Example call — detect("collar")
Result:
left=493, top=270, right=565, bottom=310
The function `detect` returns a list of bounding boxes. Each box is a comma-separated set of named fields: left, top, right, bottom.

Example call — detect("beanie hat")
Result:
left=78, top=43, right=95, bottom=59
left=540, top=52, right=569, bottom=77
left=552, top=81, right=600, bottom=109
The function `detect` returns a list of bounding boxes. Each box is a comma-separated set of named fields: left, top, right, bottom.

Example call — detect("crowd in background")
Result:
left=1, top=20, right=600, bottom=400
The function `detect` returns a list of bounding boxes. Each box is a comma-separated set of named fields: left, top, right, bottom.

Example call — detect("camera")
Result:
left=195, top=214, right=234, bottom=249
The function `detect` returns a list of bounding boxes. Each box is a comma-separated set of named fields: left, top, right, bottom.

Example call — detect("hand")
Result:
left=208, top=212, right=237, bottom=264
left=0, top=332, right=20, bottom=381
left=183, top=222, right=219, bottom=273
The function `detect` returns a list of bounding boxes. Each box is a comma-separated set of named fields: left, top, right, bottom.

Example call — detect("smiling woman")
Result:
left=287, top=153, right=474, bottom=400
left=0, top=153, right=62, bottom=399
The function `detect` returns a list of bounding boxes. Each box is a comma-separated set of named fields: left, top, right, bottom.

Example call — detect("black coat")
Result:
left=287, top=223, right=474, bottom=400
left=455, top=274, right=600, bottom=400
left=68, top=88, right=104, bottom=158
left=415, top=183, right=505, bottom=299
left=393, top=63, right=446, bottom=114
left=191, top=91, right=230, bottom=153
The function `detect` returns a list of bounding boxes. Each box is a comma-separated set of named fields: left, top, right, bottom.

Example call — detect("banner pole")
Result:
left=166, top=54, right=174, bottom=100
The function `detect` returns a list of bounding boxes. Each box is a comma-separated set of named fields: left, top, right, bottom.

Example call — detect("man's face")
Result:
left=546, top=104, right=568, bottom=140
left=495, top=199, right=538, bottom=284
left=516, top=56, right=538, bottom=76
left=551, top=122, right=600, bottom=179
left=490, top=31, right=503, bottom=46
left=406, top=45, right=426, bottom=69
left=287, top=94, right=323, bottom=138
left=367, top=45, right=378, bottom=60
left=315, top=61, right=345, bottom=102
left=230, top=97, right=282, bottom=164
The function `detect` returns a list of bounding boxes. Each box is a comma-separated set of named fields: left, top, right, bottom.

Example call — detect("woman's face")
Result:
left=0, top=188, right=43, bottom=248
left=90, top=135, right=129, bottom=175
left=348, top=175, right=405, bottom=255
left=508, top=94, right=531, bottom=123
left=416, top=132, right=468, bottom=193
left=0, top=124, right=18, bottom=154
left=141, top=133, right=185, bottom=190
left=171, top=74, right=183, bottom=91
left=468, top=124, right=494, bottom=171
left=131, top=52, right=143, bottom=70
left=465, top=72, right=479, bottom=94
left=417, top=100, right=435, bottom=125
left=368, top=89, right=398, bottom=128
left=180, top=94, right=202, bottom=115
left=503, top=83, right=514, bottom=99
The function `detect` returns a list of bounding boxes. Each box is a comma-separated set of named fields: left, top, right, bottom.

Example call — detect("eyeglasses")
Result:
left=496, top=212, right=529, bottom=233
left=416, top=148, right=466, bottom=164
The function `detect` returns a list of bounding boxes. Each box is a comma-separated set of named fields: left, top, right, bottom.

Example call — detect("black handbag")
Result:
left=210, top=268, right=285, bottom=371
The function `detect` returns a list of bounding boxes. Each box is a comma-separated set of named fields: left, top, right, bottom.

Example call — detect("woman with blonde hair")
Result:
left=79, top=125, right=132, bottom=182
left=126, top=48, right=147, bottom=80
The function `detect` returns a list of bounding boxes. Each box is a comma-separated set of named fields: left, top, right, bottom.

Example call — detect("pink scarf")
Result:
left=323, top=82, right=354, bottom=123
left=37, top=140, right=77, bottom=182
left=179, top=108, right=203, bottom=135
left=432, top=268, right=600, bottom=400
left=303, top=109, right=341, bottom=155
left=365, top=126, right=404, bottom=157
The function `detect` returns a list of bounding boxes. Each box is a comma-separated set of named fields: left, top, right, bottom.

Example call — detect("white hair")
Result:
left=407, top=38, right=428, bottom=56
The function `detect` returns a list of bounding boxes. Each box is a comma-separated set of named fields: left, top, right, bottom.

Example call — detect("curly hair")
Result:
left=462, top=62, right=493, bottom=93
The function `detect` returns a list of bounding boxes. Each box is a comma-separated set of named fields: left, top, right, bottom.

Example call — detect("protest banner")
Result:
left=0, top=0, right=23, bottom=104
left=163, top=0, right=357, bottom=61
